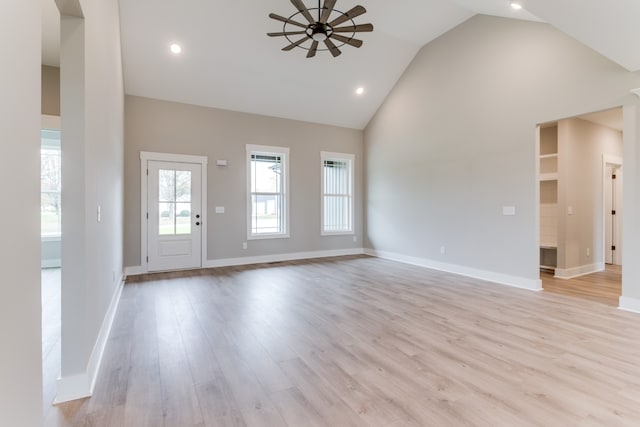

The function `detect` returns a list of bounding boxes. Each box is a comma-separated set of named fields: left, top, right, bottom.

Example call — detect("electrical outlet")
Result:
left=242, top=242, right=247, bottom=250
left=586, top=248, right=590, bottom=257
left=353, top=236, right=357, bottom=243
left=440, top=246, right=446, bottom=255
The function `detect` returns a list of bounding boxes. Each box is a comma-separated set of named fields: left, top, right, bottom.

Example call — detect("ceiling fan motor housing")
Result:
left=309, top=23, right=332, bottom=41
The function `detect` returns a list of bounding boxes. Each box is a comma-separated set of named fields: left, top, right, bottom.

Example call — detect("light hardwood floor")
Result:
left=42, top=268, right=61, bottom=421
left=542, top=264, right=622, bottom=306
left=46, top=256, right=640, bottom=426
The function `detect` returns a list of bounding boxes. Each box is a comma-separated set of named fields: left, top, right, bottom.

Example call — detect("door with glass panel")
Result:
left=147, top=161, right=201, bottom=271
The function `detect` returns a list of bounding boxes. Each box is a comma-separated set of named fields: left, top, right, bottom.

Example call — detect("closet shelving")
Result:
left=540, top=125, right=558, bottom=271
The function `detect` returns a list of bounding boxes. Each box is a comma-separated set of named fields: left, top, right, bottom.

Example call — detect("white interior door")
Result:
left=147, top=160, right=202, bottom=271
left=605, top=164, right=622, bottom=265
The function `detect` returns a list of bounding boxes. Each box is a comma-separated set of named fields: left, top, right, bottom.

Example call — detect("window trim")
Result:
left=321, top=151, right=355, bottom=236
left=246, top=144, right=290, bottom=240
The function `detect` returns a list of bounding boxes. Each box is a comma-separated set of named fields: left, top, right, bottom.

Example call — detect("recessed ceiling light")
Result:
left=356, top=87, right=365, bottom=95
left=170, top=43, right=182, bottom=54
left=510, top=2, right=523, bottom=10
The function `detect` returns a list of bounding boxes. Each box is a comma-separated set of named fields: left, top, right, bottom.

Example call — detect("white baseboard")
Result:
left=619, top=296, right=640, bottom=314
left=204, top=248, right=365, bottom=269
left=54, top=373, right=92, bottom=404
left=41, top=258, right=61, bottom=269
left=54, top=273, right=125, bottom=404
left=124, top=265, right=145, bottom=277
left=554, top=263, right=604, bottom=279
left=124, top=249, right=365, bottom=276
left=364, top=249, right=542, bottom=291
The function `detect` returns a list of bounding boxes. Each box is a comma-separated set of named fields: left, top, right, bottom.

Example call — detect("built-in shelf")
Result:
left=540, top=173, right=558, bottom=181
left=540, top=153, right=558, bottom=159
left=540, top=246, right=557, bottom=271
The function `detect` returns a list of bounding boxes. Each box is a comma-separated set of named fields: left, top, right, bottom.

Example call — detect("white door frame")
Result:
left=140, top=151, right=208, bottom=273
left=603, top=154, right=623, bottom=265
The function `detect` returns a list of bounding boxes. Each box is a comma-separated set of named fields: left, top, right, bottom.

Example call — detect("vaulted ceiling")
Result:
left=42, top=0, right=640, bottom=129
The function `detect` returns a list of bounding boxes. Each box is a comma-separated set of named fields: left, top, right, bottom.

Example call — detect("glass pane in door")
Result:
left=157, top=169, right=192, bottom=235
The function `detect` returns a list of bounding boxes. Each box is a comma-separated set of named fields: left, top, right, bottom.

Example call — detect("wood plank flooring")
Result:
left=46, top=256, right=640, bottom=426
left=542, top=264, right=622, bottom=306
left=42, top=268, right=61, bottom=421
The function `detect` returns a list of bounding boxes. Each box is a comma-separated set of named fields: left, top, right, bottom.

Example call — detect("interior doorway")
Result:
left=41, top=118, right=62, bottom=414
left=538, top=107, right=623, bottom=305
left=41, top=0, right=62, bottom=417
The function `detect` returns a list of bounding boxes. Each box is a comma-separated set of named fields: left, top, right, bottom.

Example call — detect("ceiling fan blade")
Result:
left=269, top=13, right=308, bottom=29
left=290, top=0, right=316, bottom=25
left=283, top=36, right=310, bottom=51
left=332, top=23, right=374, bottom=33
left=324, top=38, right=342, bottom=57
left=320, top=0, right=337, bottom=23
left=329, top=33, right=363, bottom=48
left=307, top=41, right=319, bottom=58
left=328, top=5, right=366, bottom=27
left=267, top=31, right=307, bottom=37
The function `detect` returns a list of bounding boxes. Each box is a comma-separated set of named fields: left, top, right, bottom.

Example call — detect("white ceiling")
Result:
left=42, top=0, right=640, bottom=130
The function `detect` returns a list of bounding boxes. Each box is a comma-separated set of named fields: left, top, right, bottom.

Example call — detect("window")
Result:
left=41, top=129, right=62, bottom=238
left=158, top=169, right=192, bottom=235
left=247, top=145, right=289, bottom=239
left=321, top=152, right=354, bottom=235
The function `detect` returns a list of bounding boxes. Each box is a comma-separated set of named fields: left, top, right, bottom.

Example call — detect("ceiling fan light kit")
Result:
left=268, top=0, right=374, bottom=58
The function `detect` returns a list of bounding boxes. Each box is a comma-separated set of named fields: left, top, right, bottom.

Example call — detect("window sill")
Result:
left=321, top=231, right=354, bottom=236
left=41, top=235, right=61, bottom=242
left=247, top=233, right=290, bottom=241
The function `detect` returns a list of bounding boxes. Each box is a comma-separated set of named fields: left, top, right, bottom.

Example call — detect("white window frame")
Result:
left=246, top=144, right=290, bottom=240
left=321, top=151, right=355, bottom=236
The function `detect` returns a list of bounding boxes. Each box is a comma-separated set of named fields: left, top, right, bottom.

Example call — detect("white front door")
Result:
left=147, top=160, right=202, bottom=271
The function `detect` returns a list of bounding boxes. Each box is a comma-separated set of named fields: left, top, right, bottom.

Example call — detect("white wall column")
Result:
left=0, top=2, right=43, bottom=425
left=58, top=7, right=91, bottom=400
left=621, top=101, right=640, bottom=311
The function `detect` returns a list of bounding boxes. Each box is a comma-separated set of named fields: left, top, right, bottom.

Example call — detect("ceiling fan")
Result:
left=268, top=0, right=374, bottom=58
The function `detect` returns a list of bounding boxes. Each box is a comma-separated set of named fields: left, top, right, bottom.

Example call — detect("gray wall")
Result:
left=556, top=118, right=622, bottom=272
left=0, top=2, right=42, bottom=425
left=42, top=239, right=61, bottom=267
left=42, top=65, right=60, bottom=116
left=364, top=15, right=640, bottom=285
left=124, top=95, right=363, bottom=268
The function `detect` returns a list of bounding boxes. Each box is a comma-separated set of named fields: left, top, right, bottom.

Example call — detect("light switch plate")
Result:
left=215, top=206, right=225, bottom=214
left=502, top=206, right=516, bottom=216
